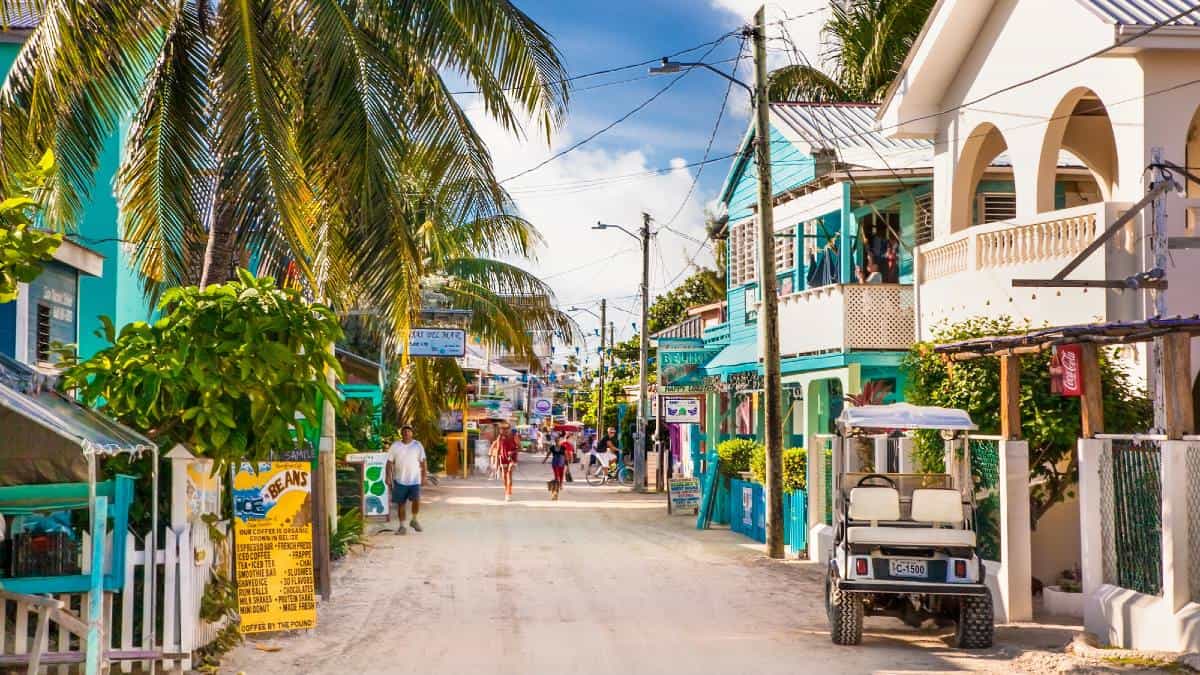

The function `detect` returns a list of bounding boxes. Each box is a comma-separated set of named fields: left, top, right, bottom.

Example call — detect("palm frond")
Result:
left=766, top=64, right=850, bottom=103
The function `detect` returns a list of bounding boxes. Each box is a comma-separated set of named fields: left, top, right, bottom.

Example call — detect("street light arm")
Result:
left=649, top=59, right=752, bottom=95
left=594, top=221, right=641, bottom=242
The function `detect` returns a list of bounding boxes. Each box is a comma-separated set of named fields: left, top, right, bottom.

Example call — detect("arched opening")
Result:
left=1038, top=88, right=1118, bottom=213
left=1186, top=105, right=1200, bottom=231
left=951, top=123, right=1016, bottom=233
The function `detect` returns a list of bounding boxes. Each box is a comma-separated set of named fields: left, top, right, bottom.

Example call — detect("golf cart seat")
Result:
left=846, top=526, right=977, bottom=548
left=845, top=486, right=977, bottom=547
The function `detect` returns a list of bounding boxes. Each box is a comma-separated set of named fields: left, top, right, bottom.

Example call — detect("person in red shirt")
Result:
left=498, top=427, right=520, bottom=501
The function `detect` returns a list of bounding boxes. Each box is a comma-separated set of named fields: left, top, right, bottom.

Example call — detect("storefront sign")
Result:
left=728, top=371, right=763, bottom=392
left=663, top=397, right=701, bottom=423
left=658, top=342, right=720, bottom=391
left=408, top=328, right=466, bottom=357
left=532, top=397, right=553, bottom=417
left=344, top=453, right=390, bottom=517
left=233, top=462, right=317, bottom=634
left=1051, top=344, right=1083, bottom=397
left=669, top=477, right=701, bottom=513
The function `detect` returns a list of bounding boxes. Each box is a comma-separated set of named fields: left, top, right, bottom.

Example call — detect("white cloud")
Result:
left=468, top=108, right=715, bottom=355
left=710, top=0, right=831, bottom=71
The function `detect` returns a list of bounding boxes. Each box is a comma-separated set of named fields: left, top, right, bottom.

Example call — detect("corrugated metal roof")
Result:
left=652, top=315, right=704, bottom=341
left=770, top=102, right=931, bottom=153
left=1079, top=0, right=1200, bottom=26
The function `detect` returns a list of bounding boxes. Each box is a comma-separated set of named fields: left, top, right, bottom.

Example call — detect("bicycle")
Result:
left=584, top=457, right=634, bottom=486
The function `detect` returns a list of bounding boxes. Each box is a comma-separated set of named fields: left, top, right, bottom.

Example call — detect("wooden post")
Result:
left=85, top=497, right=108, bottom=675
left=1080, top=343, right=1105, bottom=438
left=167, top=444, right=195, bottom=531
left=1162, top=333, right=1194, bottom=439
left=1000, top=355, right=1022, bottom=440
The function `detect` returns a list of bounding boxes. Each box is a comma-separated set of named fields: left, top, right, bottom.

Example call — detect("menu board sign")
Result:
left=233, top=462, right=317, bottom=634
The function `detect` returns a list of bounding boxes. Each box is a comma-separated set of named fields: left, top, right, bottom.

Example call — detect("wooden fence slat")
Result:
left=120, top=534, right=136, bottom=674
left=139, top=531, right=153, bottom=673
left=14, top=600, right=29, bottom=655
left=162, top=528, right=178, bottom=672
left=177, top=526, right=194, bottom=671
left=55, top=594, right=71, bottom=675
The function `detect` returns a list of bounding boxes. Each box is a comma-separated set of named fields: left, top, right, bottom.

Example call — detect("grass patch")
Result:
left=1099, top=655, right=1183, bottom=671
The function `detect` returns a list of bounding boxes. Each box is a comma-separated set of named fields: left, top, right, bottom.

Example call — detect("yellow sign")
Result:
left=233, top=462, right=316, bottom=634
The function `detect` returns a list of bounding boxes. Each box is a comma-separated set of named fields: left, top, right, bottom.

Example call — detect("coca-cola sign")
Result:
left=1051, top=344, right=1083, bottom=397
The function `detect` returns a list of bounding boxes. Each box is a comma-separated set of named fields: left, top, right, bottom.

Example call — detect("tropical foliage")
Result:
left=768, top=0, right=934, bottom=103
left=0, top=0, right=571, bottom=332
left=62, top=271, right=342, bottom=465
left=750, top=446, right=808, bottom=492
left=0, top=150, right=60, bottom=302
left=902, top=317, right=1152, bottom=526
left=716, top=437, right=758, bottom=478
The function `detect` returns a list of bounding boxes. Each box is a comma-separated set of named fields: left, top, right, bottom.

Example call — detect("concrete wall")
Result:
left=1031, top=496, right=1082, bottom=587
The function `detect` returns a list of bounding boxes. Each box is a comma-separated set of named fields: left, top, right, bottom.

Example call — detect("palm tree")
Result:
left=0, top=0, right=570, bottom=299
left=768, top=0, right=934, bottom=104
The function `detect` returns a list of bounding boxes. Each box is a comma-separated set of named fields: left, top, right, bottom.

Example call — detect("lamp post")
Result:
left=650, top=7, right=784, bottom=557
left=594, top=216, right=652, bottom=491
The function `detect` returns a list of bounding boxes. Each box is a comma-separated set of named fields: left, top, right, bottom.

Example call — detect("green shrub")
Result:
left=717, top=438, right=760, bottom=477
left=426, top=439, right=448, bottom=474
left=331, top=508, right=366, bottom=560
left=750, top=447, right=808, bottom=492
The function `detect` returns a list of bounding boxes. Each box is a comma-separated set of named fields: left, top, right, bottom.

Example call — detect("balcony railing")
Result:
left=776, top=283, right=914, bottom=357
left=702, top=321, right=730, bottom=346
left=914, top=201, right=1140, bottom=340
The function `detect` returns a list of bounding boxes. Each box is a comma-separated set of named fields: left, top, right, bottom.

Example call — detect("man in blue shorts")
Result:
left=386, top=424, right=427, bottom=535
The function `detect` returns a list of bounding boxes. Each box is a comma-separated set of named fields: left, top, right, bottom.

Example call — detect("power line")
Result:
left=450, top=32, right=736, bottom=96
left=661, top=35, right=747, bottom=229
left=500, top=36, right=732, bottom=184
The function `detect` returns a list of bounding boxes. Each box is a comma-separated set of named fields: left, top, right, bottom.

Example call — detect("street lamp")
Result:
left=594, top=216, right=653, bottom=491
left=649, top=8, right=785, bottom=558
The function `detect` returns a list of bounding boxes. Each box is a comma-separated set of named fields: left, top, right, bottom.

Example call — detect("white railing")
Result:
left=0, top=522, right=229, bottom=672
left=777, top=283, right=914, bottom=356
left=914, top=202, right=1136, bottom=340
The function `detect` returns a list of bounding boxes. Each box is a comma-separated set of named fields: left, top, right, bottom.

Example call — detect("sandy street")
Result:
left=220, top=455, right=1101, bottom=675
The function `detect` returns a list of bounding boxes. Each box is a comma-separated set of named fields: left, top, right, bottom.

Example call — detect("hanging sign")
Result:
left=532, top=397, right=554, bottom=417
left=233, top=462, right=317, bottom=634
left=1050, top=344, right=1083, bottom=397
left=663, top=397, right=702, bottom=423
left=408, top=328, right=466, bottom=357
left=657, top=338, right=719, bottom=392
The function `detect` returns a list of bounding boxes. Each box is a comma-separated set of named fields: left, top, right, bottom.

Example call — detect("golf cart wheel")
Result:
left=827, top=577, right=863, bottom=646
left=585, top=468, right=604, bottom=486
left=954, top=594, right=994, bottom=649
left=617, top=466, right=634, bottom=486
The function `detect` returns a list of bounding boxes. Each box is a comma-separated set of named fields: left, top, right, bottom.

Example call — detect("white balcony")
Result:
left=776, top=283, right=915, bottom=357
left=915, top=202, right=1143, bottom=341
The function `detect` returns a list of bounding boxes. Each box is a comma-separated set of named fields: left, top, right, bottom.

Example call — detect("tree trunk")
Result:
left=198, top=191, right=238, bottom=289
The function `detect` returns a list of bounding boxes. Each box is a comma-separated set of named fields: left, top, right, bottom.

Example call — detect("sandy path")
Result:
left=220, top=455, right=1104, bottom=675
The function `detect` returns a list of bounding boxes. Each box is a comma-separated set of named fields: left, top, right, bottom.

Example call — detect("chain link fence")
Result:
left=1187, top=444, right=1200, bottom=604
left=1100, top=438, right=1162, bottom=596
left=969, top=437, right=1002, bottom=562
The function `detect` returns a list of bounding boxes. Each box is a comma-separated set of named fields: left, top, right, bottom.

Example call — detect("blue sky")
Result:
left=460, top=0, right=829, bottom=367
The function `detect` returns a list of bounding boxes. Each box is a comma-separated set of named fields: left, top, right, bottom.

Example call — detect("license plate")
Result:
left=889, top=559, right=928, bottom=578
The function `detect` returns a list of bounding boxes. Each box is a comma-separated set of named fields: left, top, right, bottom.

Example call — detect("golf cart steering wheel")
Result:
left=855, top=473, right=897, bottom=489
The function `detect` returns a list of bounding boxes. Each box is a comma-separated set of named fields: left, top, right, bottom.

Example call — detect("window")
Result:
left=729, top=220, right=757, bottom=286
left=35, top=303, right=51, bottom=363
left=976, top=192, right=1016, bottom=225
left=774, top=227, right=795, bottom=272
left=914, top=193, right=934, bottom=246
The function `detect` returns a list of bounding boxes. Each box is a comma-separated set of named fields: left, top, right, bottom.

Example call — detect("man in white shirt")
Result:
left=386, top=424, right=427, bottom=535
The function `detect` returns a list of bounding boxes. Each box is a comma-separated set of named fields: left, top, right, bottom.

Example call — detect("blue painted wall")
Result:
left=723, top=125, right=816, bottom=222
left=0, top=42, right=152, bottom=361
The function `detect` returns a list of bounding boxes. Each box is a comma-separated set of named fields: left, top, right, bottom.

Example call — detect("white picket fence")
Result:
left=0, top=522, right=231, bottom=673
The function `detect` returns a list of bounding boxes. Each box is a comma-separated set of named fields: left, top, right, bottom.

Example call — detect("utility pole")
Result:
left=1150, top=148, right=1170, bottom=431
left=752, top=5, right=785, bottom=559
left=635, top=212, right=652, bottom=492
left=597, top=300, right=607, bottom=437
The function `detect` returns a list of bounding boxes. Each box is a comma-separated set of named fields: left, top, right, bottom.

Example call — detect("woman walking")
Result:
left=498, top=427, right=520, bottom=501
left=543, top=434, right=570, bottom=500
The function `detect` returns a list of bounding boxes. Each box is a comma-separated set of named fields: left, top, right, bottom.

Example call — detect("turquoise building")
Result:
left=0, top=20, right=154, bottom=365
left=698, top=103, right=934, bottom=453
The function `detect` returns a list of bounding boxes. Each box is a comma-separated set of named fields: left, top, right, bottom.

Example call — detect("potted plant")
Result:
left=1042, top=567, right=1084, bottom=617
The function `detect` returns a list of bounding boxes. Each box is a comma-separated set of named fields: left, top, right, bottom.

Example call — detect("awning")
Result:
left=703, top=341, right=759, bottom=373
left=838, top=403, right=977, bottom=432
left=0, top=355, right=156, bottom=486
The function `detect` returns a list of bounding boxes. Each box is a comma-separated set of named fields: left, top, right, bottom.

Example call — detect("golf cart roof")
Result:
left=838, top=403, right=977, bottom=432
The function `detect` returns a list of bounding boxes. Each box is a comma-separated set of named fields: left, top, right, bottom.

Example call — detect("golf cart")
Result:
left=825, top=403, right=993, bottom=648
